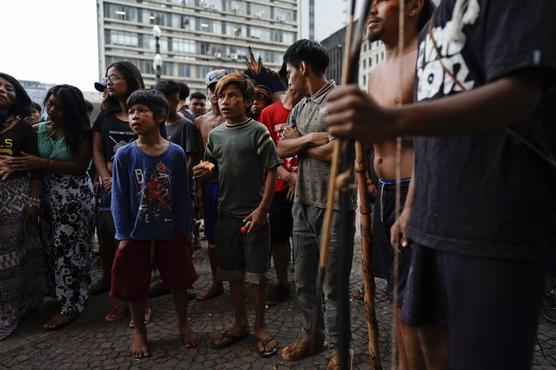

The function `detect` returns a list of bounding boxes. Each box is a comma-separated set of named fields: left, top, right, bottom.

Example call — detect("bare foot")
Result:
left=196, top=284, right=224, bottom=301
left=179, top=324, right=201, bottom=348
left=254, top=326, right=277, bottom=357
left=129, top=331, right=150, bottom=359
left=43, top=313, right=79, bottom=330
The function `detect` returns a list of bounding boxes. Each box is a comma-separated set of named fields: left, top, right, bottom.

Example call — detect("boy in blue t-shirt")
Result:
left=110, top=90, right=199, bottom=359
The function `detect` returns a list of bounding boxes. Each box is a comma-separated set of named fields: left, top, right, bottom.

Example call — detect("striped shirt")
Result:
left=205, top=118, right=281, bottom=218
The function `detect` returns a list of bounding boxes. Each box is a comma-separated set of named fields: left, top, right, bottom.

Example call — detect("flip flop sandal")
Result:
left=105, top=304, right=130, bottom=322
left=129, top=307, right=152, bottom=328
left=211, top=329, right=250, bottom=349
left=256, top=336, right=278, bottom=357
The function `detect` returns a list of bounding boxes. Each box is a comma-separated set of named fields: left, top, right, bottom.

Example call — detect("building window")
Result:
left=109, top=30, right=139, bottom=47
left=146, top=35, right=168, bottom=52
left=363, top=74, right=367, bottom=86
left=104, top=4, right=138, bottom=22
left=274, top=7, right=295, bottom=22
left=200, top=0, right=223, bottom=11
left=225, top=23, right=245, bottom=37
left=249, top=26, right=271, bottom=41
left=250, top=4, right=271, bottom=19
left=196, top=18, right=221, bottom=33
left=224, top=0, right=247, bottom=14
left=199, top=66, right=212, bottom=80
left=227, top=46, right=247, bottom=60
left=178, top=64, right=192, bottom=77
left=172, top=38, right=196, bottom=53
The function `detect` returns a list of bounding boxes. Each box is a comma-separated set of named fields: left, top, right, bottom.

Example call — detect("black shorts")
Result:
left=215, top=214, right=271, bottom=285
left=402, top=243, right=546, bottom=370
left=372, top=179, right=411, bottom=305
left=269, top=189, right=293, bottom=244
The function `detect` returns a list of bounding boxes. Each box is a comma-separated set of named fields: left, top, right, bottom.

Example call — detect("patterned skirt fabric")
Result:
left=41, top=174, right=94, bottom=315
left=0, top=177, right=47, bottom=340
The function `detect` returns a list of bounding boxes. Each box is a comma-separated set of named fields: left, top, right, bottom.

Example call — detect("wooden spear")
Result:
left=309, top=1, right=379, bottom=369
left=354, top=142, right=382, bottom=370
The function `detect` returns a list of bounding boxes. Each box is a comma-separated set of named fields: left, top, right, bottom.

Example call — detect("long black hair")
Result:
left=44, top=85, right=91, bottom=157
left=100, top=61, right=144, bottom=114
left=0, top=72, right=31, bottom=119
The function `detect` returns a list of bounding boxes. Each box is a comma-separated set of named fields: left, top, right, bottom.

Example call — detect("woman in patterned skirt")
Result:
left=7, top=84, right=94, bottom=329
left=0, top=72, right=46, bottom=339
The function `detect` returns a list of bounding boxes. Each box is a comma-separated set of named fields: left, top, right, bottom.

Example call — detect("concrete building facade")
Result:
left=358, top=39, right=385, bottom=90
left=320, top=24, right=384, bottom=91
left=97, top=0, right=298, bottom=91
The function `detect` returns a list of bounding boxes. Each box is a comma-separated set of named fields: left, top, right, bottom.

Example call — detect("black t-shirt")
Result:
left=165, top=117, right=200, bottom=155
left=0, top=119, right=41, bottom=179
left=178, top=106, right=196, bottom=123
left=92, top=112, right=136, bottom=162
left=408, top=0, right=556, bottom=263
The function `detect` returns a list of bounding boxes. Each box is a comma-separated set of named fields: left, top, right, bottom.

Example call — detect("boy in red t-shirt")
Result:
left=258, top=84, right=307, bottom=305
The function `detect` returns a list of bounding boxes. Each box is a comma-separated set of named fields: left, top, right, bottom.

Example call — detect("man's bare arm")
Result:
left=326, top=71, right=542, bottom=143
left=277, top=131, right=329, bottom=158
left=305, top=141, right=335, bottom=162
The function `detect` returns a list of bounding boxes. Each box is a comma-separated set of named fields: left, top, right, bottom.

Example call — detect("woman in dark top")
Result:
left=6, top=84, right=95, bottom=330
left=0, top=72, right=46, bottom=339
left=91, top=61, right=151, bottom=325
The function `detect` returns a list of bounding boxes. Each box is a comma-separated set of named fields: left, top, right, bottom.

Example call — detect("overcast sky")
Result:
left=0, top=0, right=349, bottom=92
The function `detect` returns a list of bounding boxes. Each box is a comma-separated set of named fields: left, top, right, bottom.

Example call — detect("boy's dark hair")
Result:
left=31, top=102, right=42, bottom=113
left=0, top=72, right=31, bottom=118
left=190, top=91, right=206, bottom=100
left=282, top=39, right=329, bottom=74
left=44, top=84, right=91, bottom=157
left=214, top=73, right=255, bottom=103
left=127, top=89, right=169, bottom=120
left=100, top=61, right=144, bottom=114
left=418, top=0, right=435, bottom=31
left=178, top=82, right=190, bottom=100
left=155, top=80, right=181, bottom=97
left=84, top=100, right=94, bottom=113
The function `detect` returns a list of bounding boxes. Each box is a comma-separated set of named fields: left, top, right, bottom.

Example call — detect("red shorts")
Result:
left=110, top=232, right=198, bottom=301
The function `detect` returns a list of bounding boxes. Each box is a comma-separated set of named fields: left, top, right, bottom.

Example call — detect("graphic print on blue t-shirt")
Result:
left=136, top=161, right=174, bottom=225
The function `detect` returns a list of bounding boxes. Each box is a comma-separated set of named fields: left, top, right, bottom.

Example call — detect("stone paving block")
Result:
left=2, top=237, right=555, bottom=369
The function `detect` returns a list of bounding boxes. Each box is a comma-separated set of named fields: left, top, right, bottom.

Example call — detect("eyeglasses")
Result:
left=103, top=75, right=122, bottom=84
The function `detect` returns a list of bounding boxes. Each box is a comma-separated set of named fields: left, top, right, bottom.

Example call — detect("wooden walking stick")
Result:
left=390, top=1, right=406, bottom=369
left=309, top=1, right=378, bottom=369
left=354, top=141, right=382, bottom=370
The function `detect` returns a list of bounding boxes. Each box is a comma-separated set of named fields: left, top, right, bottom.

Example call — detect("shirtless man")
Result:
left=194, top=69, right=227, bottom=300
left=366, top=1, right=432, bottom=369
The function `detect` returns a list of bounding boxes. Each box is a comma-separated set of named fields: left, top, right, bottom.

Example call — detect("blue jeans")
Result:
left=292, top=202, right=354, bottom=352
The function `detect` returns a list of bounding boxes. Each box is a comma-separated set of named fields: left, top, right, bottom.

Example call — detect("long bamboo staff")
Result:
left=390, top=1, right=406, bottom=369
left=354, top=142, right=382, bottom=370
left=309, top=1, right=375, bottom=369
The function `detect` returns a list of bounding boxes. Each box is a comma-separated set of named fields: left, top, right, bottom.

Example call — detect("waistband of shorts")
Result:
left=378, top=177, right=411, bottom=186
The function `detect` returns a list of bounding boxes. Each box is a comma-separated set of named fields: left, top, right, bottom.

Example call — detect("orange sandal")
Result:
left=104, top=304, right=130, bottom=322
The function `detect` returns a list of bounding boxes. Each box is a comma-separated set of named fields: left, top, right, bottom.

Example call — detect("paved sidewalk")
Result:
left=2, top=239, right=555, bottom=369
